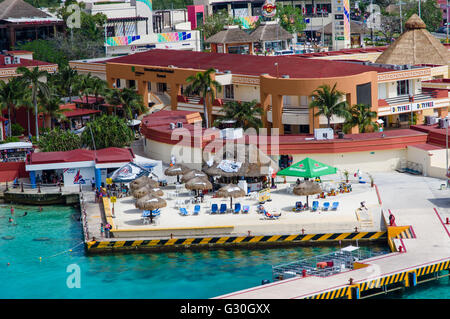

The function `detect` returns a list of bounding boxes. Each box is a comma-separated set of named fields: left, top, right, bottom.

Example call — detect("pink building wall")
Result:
left=187, top=5, right=205, bottom=30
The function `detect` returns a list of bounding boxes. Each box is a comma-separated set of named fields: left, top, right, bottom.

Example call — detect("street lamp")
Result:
left=274, top=62, right=279, bottom=78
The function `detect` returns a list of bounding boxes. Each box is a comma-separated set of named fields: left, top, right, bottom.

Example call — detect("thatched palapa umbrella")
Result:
left=135, top=195, right=167, bottom=224
left=181, top=169, right=208, bottom=183
left=130, top=176, right=149, bottom=191
left=215, top=184, right=246, bottom=210
left=165, top=164, right=190, bottom=183
left=132, top=186, right=151, bottom=199
left=148, top=187, right=164, bottom=197
left=293, top=181, right=322, bottom=208
left=185, top=177, right=212, bottom=196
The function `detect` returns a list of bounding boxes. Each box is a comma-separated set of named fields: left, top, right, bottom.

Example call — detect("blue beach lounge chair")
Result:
left=234, top=203, right=241, bottom=214
left=179, top=207, right=188, bottom=216
left=294, top=201, right=303, bottom=212
left=219, top=203, right=227, bottom=214
left=311, top=201, right=319, bottom=212
left=264, top=211, right=281, bottom=220
left=211, top=204, right=218, bottom=214
left=331, top=202, right=339, bottom=210
left=242, top=205, right=249, bottom=214
left=322, top=202, right=330, bottom=211
left=193, top=205, right=200, bottom=215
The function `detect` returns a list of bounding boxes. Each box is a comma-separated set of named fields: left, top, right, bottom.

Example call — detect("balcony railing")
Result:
left=383, top=90, right=444, bottom=106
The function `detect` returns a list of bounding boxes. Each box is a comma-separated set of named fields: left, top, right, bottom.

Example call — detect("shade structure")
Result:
left=185, top=177, right=212, bottom=191
left=165, top=164, right=190, bottom=183
left=135, top=195, right=167, bottom=223
left=293, top=180, right=322, bottom=207
left=132, top=186, right=151, bottom=199
left=130, top=176, right=150, bottom=191
left=108, top=162, right=149, bottom=183
left=135, top=194, right=167, bottom=211
left=203, top=143, right=278, bottom=177
left=215, top=184, right=246, bottom=209
left=277, top=158, right=337, bottom=178
left=181, top=169, right=208, bottom=183
left=164, top=164, right=189, bottom=176
left=148, top=187, right=164, bottom=197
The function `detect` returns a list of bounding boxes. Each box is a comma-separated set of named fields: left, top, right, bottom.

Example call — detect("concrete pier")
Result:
left=215, top=172, right=450, bottom=299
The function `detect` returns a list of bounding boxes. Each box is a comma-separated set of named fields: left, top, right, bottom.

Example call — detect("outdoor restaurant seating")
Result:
left=234, top=203, right=241, bottom=214
left=211, top=204, right=218, bottom=214
left=219, top=203, right=227, bottom=214
left=331, top=202, right=339, bottom=210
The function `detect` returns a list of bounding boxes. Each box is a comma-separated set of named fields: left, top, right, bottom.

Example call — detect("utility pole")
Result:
left=399, top=0, right=405, bottom=34
left=418, top=0, right=421, bottom=18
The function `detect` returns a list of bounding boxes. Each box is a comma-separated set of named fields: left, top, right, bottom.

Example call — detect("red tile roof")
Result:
left=106, top=49, right=393, bottom=79
left=63, top=108, right=101, bottom=118
left=29, top=148, right=134, bottom=165
left=0, top=54, right=54, bottom=69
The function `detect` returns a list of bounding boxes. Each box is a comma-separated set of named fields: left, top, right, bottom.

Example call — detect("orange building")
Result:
left=99, top=48, right=449, bottom=135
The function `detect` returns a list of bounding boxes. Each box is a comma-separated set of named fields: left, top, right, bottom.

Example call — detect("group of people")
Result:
left=36, top=172, right=63, bottom=185
left=94, top=182, right=130, bottom=202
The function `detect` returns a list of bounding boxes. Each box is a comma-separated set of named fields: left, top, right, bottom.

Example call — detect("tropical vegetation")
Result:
left=105, top=87, right=146, bottom=120
left=275, top=5, right=306, bottom=34
left=185, top=68, right=222, bottom=128
left=213, top=100, right=263, bottom=130
left=309, top=83, right=350, bottom=128
left=81, top=114, right=134, bottom=150
left=343, top=103, right=379, bottom=133
left=38, top=128, right=82, bottom=152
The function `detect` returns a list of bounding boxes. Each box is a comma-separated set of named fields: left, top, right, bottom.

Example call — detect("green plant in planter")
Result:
left=343, top=170, right=349, bottom=183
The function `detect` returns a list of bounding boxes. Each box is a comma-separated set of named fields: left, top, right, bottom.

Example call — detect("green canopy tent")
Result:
left=276, top=157, right=337, bottom=179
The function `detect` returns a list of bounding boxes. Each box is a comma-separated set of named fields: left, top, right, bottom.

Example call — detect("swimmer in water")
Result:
left=39, top=206, right=43, bottom=212
left=23, top=212, right=28, bottom=217
left=10, top=206, right=14, bottom=216
left=8, top=217, right=13, bottom=223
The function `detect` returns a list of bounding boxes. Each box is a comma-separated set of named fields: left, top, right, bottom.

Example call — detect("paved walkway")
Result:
left=215, top=172, right=450, bottom=299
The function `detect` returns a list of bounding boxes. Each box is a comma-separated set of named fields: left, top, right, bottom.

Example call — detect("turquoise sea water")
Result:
left=0, top=205, right=448, bottom=299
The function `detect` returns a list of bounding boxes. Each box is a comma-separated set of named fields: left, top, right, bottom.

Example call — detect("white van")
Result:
left=274, top=50, right=295, bottom=56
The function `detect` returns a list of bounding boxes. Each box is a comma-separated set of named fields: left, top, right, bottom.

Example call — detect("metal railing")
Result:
left=272, top=248, right=386, bottom=281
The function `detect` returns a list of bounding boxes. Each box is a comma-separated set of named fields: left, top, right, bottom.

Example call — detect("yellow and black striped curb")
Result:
left=304, top=286, right=352, bottom=299
left=394, top=226, right=415, bottom=239
left=305, top=259, right=450, bottom=299
left=86, top=231, right=387, bottom=251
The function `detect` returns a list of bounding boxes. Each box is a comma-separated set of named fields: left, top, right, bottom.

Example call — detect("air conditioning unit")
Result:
left=314, top=128, right=334, bottom=140
left=439, top=118, right=448, bottom=128
left=176, top=122, right=183, bottom=128
left=169, top=123, right=175, bottom=130
left=13, top=56, right=20, bottom=64
left=4, top=56, right=11, bottom=65
left=426, top=116, right=438, bottom=125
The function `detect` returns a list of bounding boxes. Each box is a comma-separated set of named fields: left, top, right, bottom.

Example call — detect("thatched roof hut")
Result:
left=165, top=164, right=190, bottom=176
left=132, top=186, right=151, bottom=199
left=203, top=143, right=278, bottom=177
left=130, top=176, right=158, bottom=191
left=0, top=0, right=52, bottom=19
left=375, top=14, right=450, bottom=66
left=250, top=21, right=293, bottom=42
left=205, top=25, right=253, bottom=44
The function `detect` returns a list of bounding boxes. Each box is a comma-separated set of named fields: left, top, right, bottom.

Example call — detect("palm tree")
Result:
left=38, top=93, right=70, bottom=129
left=52, top=65, right=79, bottom=102
left=0, top=78, right=26, bottom=137
left=184, top=68, right=222, bottom=128
left=90, top=77, right=108, bottom=107
left=344, top=103, right=379, bottom=133
left=309, top=83, right=350, bottom=128
left=17, top=66, right=50, bottom=141
left=75, top=73, right=95, bottom=105
left=213, top=100, right=263, bottom=129
left=105, top=87, right=145, bottom=120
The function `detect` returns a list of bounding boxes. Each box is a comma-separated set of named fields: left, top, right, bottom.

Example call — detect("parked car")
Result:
left=436, top=26, right=448, bottom=33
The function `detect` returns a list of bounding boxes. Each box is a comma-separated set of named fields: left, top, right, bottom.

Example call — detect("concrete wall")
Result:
left=407, top=145, right=450, bottom=179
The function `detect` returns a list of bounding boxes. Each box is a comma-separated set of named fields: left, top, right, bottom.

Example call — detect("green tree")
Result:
left=275, top=5, right=306, bottom=34
left=16, top=66, right=50, bottom=141
left=404, top=0, right=442, bottom=32
left=75, top=73, right=96, bottom=105
left=343, top=103, right=379, bottom=133
left=38, top=128, right=82, bottom=152
left=38, top=93, right=70, bottom=129
left=81, top=115, right=134, bottom=149
left=309, top=83, right=350, bottom=128
left=185, top=68, right=222, bottom=128
left=15, top=39, right=68, bottom=67
left=197, top=9, right=240, bottom=40
left=213, top=100, right=263, bottom=130
left=50, top=65, right=80, bottom=101
left=105, top=87, right=146, bottom=120
left=0, top=78, right=27, bottom=137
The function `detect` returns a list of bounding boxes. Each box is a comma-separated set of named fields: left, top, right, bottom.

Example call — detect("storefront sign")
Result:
left=390, top=101, right=435, bottom=114
left=262, top=0, right=277, bottom=18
